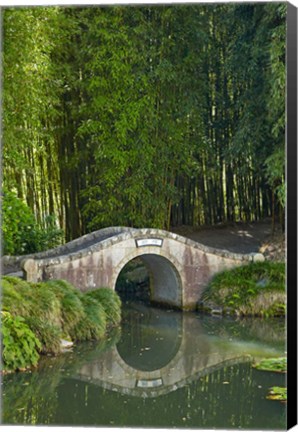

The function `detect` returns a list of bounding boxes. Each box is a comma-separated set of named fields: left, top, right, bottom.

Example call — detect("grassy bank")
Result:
left=1, top=276, right=122, bottom=373
left=199, top=262, right=285, bottom=317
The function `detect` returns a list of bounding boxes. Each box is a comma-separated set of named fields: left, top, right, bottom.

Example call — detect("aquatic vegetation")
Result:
left=253, top=357, right=287, bottom=373
left=253, top=357, right=287, bottom=404
left=1, top=277, right=122, bottom=372
left=201, top=262, right=285, bottom=317
left=267, top=386, right=287, bottom=402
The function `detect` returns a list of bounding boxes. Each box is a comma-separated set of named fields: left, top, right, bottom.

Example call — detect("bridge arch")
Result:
left=112, top=250, right=183, bottom=308
left=15, top=227, right=260, bottom=310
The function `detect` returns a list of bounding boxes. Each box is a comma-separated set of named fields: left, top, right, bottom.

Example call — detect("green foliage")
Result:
left=44, top=280, right=85, bottom=336
left=1, top=311, right=41, bottom=371
left=1, top=278, right=32, bottom=317
left=265, top=146, right=285, bottom=208
left=2, top=191, right=64, bottom=255
left=253, top=357, right=287, bottom=373
left=71, top=295, right=107, bottom=341
left=2, top=191, right=39, bottom=255
left=86, top=288, right=122, bottom=327
left=267, top=386, right=287, bottom=402
left=35, top=215, right=64, bottom=252
left=2, top=5, right=286, bottom=236
left=3, top=277, right=62, bottom=326
left=25, top=317, right=62, bottom=355
left=1, top=277, right=122, bottom=372
left=202, top=262, right=285, bottom=317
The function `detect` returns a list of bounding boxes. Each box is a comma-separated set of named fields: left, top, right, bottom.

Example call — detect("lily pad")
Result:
left=266, top=386, right=287, bottom=402
left=253, top=357, right=286, bottom=373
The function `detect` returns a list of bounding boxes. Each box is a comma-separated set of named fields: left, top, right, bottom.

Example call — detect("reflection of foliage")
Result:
left=267, top=386, right=287, bottom=402
left=1, top=311, right=41, bottom=371
left=2, top=361, right=65, bottom=424
left=202, top=262, right=285, bottom=317
left=200, top=315, right=285, bottom=350
left=253, top=357, right=286, bottom=373
left=2, top=328, right=121, bottom=425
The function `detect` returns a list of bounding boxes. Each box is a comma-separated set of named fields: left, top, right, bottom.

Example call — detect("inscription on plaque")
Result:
left=136, top=238, right=163, bottom=248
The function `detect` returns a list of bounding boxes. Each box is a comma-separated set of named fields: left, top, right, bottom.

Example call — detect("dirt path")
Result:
left=172, top=220, right=285, bottom=260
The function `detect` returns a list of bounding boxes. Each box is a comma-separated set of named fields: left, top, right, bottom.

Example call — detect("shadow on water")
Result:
left=2, top=276, right=286, bottom=429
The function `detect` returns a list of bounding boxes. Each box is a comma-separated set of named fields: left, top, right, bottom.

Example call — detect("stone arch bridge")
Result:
left=3, top=227, right=264, bottom=310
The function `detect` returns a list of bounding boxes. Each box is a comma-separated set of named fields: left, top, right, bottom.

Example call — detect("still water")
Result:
left=2, top=300, right=286, bottom=429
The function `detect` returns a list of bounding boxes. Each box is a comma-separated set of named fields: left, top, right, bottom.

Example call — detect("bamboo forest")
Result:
left=3, top=3, right=285, bottom=246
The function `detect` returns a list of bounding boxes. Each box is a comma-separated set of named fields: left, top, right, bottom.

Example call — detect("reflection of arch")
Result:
left=116, top=304, right=182, bottom=372
left=112, top=250, right=183, bottom=308
left=74, top=308, right=256, bottom=399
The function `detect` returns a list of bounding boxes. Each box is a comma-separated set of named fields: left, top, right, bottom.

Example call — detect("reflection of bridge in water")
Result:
left=74, top=305, right=252, bottom=398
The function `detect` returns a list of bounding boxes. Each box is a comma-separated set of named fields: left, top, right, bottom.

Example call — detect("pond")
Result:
left=2, top=299, right=286, bottom=429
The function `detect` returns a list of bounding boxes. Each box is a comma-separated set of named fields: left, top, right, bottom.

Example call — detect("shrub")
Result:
left=2, top=277, right=62, bottom=327
left=71, top=296, right=107, bottom=341
left=1, top=311, right=41, bottom=371
left=25, top=317, right=62, bottom=355
left=2, top=190, right=64, bottom=255
left=1, top=278, right=32, bottom=317
left=2, top=277, right=63, bottom=355
left=2, top=191, right=39, bottom=255
left=36, top=214, right=64, bottom=251
left=44, top=280, right=85, bottom=336
left=86, top=288, right=122, bottom=327
left=1, top=277, right=123, bottom=371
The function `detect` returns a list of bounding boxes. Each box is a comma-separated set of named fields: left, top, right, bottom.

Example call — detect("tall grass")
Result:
left=1, top=276, right=122, bottom=371
left=25, top=316, right=62, bottom=355
left=2, top=278, right=32, bottom=317
left=71, top=296, right=107, bottom=341
left=44, top=280, right=85, bottom=336
left=86, top=288, right=122, bottom=327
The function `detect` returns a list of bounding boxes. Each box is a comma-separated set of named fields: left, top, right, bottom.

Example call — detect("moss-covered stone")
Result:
left=199, top=262, right=285, bottom=317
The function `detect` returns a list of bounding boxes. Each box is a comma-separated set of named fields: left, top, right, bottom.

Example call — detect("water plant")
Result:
left=253, top=357, right=287, bottom=404
left=253, top=357, right=287, bottom=373
left=267, top=386, right=287, bottom=402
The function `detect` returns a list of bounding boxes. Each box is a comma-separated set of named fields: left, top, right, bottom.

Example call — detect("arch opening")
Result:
left=115, top=256, right=150, bottom=303
left=115, top=253, right=182, bottom=309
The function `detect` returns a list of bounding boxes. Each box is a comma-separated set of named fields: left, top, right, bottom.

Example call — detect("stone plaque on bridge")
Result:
left=135, top=238, right=163, bottom=248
